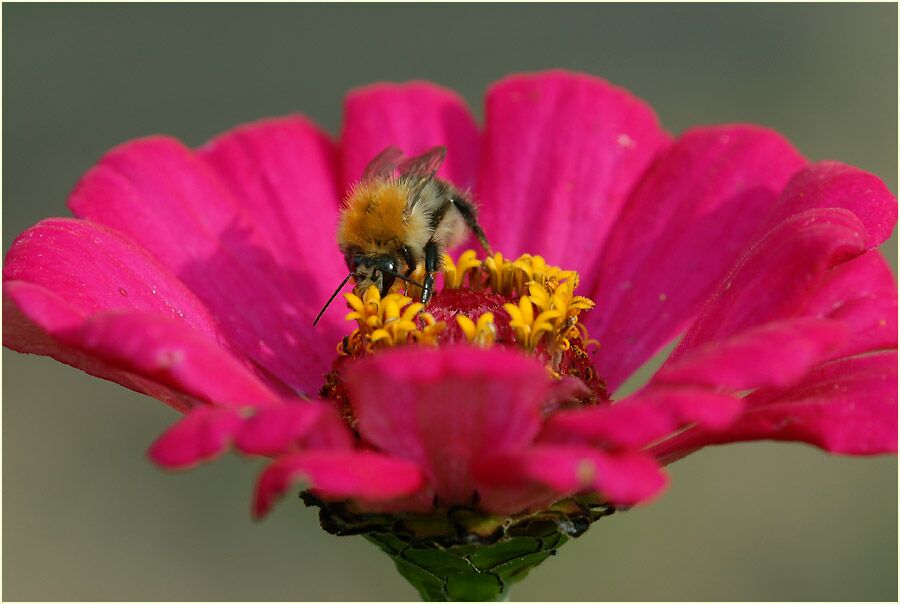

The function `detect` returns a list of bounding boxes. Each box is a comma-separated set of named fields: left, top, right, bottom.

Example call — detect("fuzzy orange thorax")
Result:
left=338, top=180, right=419, bottom=254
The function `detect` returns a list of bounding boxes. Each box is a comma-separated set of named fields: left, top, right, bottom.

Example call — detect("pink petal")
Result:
left=147, top=406, right=243, bottom=469
left=253, top=451, right=425, bottom=518
left=2, top=217, right=275, bottom=409
left=541, top=387, right=743, bottom=449
left=473, top=446, right=668, bottom=514
left=477, top=70, right=670, bottom=270
left=4, top=280, right=83, bottom=334
left=4, top=218, right=223, bottom=339
left=587, top=125, right=807, bottom=391
left=797, top=251, right=897, bottom=358
left=767, top=161, right=898, bottom=249
left=233, top=402, right=353, bottom=456
left=4, top=281, right=196, bottom=411
left=67, top=136, right=342, bottom=395
left=198, top=116, right=348, bottom=313
left=653, top=351, right=898, bottom=461
left=655, top=318, right=848, bottom=391
left=344, top=345, right=550, bottom=506
left=738, top=351, right=898, bottom=454
left=339, top=81, right=480, bottom=191
left=70, top=312, right=282, bottom=406
left=543, top=376, right=595, bottom=412
left=6, top=280, right=280, bottom=407
left=670, top=208, right=868, bottom=359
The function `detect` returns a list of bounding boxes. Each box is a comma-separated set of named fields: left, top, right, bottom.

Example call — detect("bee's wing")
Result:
left=361, top=146, right=404, bottom=182
left=398, top=146, right=446, bottom=182
left=398, top=146, right=447, bottom=209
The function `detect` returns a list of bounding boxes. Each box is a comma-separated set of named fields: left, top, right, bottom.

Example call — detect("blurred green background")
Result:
left=3, top=3, right=897, bottom=601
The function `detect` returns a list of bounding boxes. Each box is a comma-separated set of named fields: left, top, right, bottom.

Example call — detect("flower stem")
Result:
left=366, top=530, right=569, bottom=601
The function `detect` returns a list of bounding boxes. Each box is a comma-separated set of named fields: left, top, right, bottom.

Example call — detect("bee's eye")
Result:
left=344, top=253, right=362, bottom=271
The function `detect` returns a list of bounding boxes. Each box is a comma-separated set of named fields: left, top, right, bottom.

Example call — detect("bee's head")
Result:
left=350, top=254, right=399, bottom=297
left=314, top=248, right=424, bottom=327
left=315, top=248, right=411, bottom=327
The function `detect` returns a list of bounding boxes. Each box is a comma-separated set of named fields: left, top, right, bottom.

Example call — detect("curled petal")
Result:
left=345, top=345, right=550, bottom=506
left=473, top=446, right=668, bottom=514
left=150, top=400, right=354, bottom=471
left=671, top=208, right=868, bottom=360
left=147, top=407, right=244, bottom=469
left=767, top=161, right=897, bottom=249
left=655, top=318, right=849, bottom=391
left=653, top=351, right=898, bottom=462
left=736, top=351, right=898, bottom=454
left=234, top=402, right=353, bottom=456
left=541, top=387, right=743, bottom=449
left=253, top=451, right=424, bottom=519
left=798, top=251, right=897, bottom=359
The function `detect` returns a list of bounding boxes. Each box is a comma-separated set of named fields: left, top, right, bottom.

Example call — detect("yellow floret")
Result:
left=442, top=250, right=483, bottom=289
left=503, top=295, right=562, bottom=351
left=412, top=313, right=446, bottom=347
left=483, top=254, right=598, bottom=356
left=341, top=286, right=444, bottom=354
left=341, top=250, right=599, bottom=359
left=457, top=312, right=497, bottom=348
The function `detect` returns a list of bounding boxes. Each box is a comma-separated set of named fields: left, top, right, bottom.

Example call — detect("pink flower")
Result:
left=4, top=71, right=896, bottom=528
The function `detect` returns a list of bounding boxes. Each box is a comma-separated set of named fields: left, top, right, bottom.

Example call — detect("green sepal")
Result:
left=301, top=493, right=616, bottom=601
left=366, top=531, right=566, bottom=601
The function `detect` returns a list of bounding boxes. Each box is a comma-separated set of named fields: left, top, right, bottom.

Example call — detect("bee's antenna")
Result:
left=313, top=273, right=353, bottom=326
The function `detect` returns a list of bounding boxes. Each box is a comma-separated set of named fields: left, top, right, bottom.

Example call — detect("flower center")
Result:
left=320, top=250, right=609, bottom=425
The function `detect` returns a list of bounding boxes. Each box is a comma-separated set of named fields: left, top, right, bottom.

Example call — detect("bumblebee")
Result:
left=313, top=146, right=491, bottom=325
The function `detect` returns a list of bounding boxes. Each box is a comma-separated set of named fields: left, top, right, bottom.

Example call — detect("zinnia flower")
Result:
left=4, top=70, right=896, bottom=601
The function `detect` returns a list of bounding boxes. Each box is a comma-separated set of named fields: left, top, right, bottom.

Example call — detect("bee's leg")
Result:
left=400, top=245, right=416, bottom=276
left=421, top=240, right=439, bottom=304
left=451, top=196, right=493, bottom=255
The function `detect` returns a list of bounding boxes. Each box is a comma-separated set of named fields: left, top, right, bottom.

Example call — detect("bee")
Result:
left=313, top=146, right=492, bottom=325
